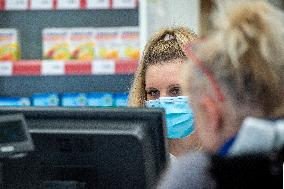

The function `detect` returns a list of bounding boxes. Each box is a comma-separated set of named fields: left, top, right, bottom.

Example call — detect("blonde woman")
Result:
left=128, top=27, right=200, bottom=157
left=159, top=0, right=284, bottom=188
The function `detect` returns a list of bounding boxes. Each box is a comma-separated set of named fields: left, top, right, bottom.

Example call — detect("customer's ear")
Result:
left=200, top=96, right=223, bottom=132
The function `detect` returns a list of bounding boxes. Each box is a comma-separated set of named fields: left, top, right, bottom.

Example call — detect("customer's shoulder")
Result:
left=158, top=151, right=215, bottom=189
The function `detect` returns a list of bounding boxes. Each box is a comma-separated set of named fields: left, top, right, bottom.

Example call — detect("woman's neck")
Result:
left=168, top=132, right=200, bottom=156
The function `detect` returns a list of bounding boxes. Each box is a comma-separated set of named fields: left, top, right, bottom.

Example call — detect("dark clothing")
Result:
left=158, top=117, right=284, bottom=189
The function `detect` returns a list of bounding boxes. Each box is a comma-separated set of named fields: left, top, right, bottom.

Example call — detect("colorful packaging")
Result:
left=32, top=93, right=60, bottom=106
left=119, top=27, right=139, bottom=60
left=94, top=28, right=120, bottom=59
left=113, top=93, right=128, bottom=107
left=0, top=29, right=20, bottom=61
left=0, top=97, right=31, bottom=106
left=70, top=28, right=95, bottom=60
left=42, top=28, right=70, bottom=60
left=61, top=93, right=88, bottom=106
left=87, top=92, right=113, bottom=107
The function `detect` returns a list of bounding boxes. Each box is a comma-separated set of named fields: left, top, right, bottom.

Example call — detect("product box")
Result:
left=61, top=93, right=88, bottom=106
left=94, top=28, right=120, bottom=59
left=0, top=97, right=31, bottom=106
left=0, top=29, right=20, bottom=61
left=32, top=93, right=60, bottom=106
left=113, top=93, right=128, bottom=107
left=119, top=27, right=139, bottom=60
left=70, top=28, right=95, bottom=60
left=42, top=28, right=70, bottom=60
left=87, top=92, right=113, bottom=107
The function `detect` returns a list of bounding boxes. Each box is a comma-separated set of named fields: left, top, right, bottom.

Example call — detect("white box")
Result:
left=57, top=0, right=81, bottom=9
left=5, top=0, right=29, bottom=10
left=92, top=60, right=115, bottom=75
left=41, top=60, right=65, bottom=75
left=0, top=62, right=13, bottom=76
left=86, top=0, right=109, bottom=9
left=112, top=0, right=136, bottom=9
left=30, top=0, right=54, bottom=10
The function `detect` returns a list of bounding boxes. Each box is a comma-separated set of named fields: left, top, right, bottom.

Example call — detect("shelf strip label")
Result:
left=42, top=60, right=65, bottom=75
left=92, top=59, right=115, bottom=75
left=0, top=61, right=13, bottom=76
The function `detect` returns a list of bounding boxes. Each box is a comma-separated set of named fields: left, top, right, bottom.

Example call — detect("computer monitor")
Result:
left=0, top=107, right=168, bottom=189
left=0, top=114, right=34, bottom=158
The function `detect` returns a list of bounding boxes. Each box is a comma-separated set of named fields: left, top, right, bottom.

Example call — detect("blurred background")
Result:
left=0, top=0, right=282, bottom=107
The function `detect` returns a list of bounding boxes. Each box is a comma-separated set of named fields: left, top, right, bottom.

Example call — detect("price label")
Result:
left=5, top=0, right=29, bottom=10
left=86, top=0, right=109, bottom=9
left=30, top=0, right=54, bottom=10
left=112, top=0, right=136, bottom=9
left=92, top=60, right=115, bottom=75
left=0, top=62, right=13, bottom=76
left=57, top=0, right=80, bottom=9
left=41, top=60, right=65, bottom=75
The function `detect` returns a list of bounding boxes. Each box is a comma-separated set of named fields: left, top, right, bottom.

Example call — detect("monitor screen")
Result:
left=0, top=120, right=27, bottom=144
left=0, top=114, right=33, bottom=158
left=0, top=107, right=168, bottom=189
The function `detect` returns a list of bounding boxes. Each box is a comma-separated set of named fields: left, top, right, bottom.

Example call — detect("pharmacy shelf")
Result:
left=0, top=0, right=138, bottom=11
left=0, top=9, right=138, bottom=59
left=0, top=74, right=133, bottom=97
left=0, top=59, right=138, bottom=76
left=0, top=2, right=138, bottom=97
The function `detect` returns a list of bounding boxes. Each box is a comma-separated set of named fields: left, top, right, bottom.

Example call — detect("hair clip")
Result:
left=164, top=33, right=175, bottom=41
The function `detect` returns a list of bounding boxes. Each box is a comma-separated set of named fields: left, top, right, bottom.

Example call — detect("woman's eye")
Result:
left=169, top=87, right=182, bottom=97
left=147, top=90, right=160, bottom=99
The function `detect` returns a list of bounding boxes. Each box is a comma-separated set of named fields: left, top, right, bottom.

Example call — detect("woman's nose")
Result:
left=159, top=91, right=168, bottom=98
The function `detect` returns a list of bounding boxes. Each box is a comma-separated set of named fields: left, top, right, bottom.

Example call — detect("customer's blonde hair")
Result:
left=128, top=27, right=197, bottom=107
left=188, top=0, right=284, bottom=117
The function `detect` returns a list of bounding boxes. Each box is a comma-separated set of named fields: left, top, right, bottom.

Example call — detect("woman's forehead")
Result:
left=145, top=60, right=184, bottom=88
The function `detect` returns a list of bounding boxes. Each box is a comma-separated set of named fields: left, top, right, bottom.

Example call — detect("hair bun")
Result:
left=224, top=1, right=270, bottom=38
left=212, top=0, right=284, bottom=67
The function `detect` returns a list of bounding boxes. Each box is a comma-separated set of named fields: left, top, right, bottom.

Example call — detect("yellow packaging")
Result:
left=119, top=27, right=140, bottom=60
left=70, top=28, right=94, bottom=60
left=0, top=29, right=20, bottom=61
left=42, top=28, right=70, bottom=60
left=94, top=28, right=120, bottom=59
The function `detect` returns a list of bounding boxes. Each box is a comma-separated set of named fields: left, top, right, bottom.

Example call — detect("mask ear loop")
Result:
left=182, top=41, right=225, bottom=102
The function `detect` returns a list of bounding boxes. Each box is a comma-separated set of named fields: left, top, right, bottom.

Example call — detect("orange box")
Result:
left=119, top=27, right=140, bottom=60
left=70, top=28, right=94, bottom=60
left=42, top=28, right=70, bottom=60
left=0, top=29, right=20, bottom=61
left=94, top=28, right=120, bottom=59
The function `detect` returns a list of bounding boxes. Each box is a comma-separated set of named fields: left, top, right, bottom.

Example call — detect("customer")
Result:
left=158, top=0, right=284, bottom=188
left=128, top=27, right=200, bottom=157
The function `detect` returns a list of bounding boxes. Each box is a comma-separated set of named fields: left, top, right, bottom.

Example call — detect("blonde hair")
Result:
left=189, top=0, right=284, bottom=117
left=128, top=27, right=197, bottom=107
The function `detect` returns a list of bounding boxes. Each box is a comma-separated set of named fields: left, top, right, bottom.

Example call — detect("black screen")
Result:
left=0, top=107, right=167, bottom=189
left=0, top=121, right=27, bottom=143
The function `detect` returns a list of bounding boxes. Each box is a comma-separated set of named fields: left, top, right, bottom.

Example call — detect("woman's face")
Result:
left=145, top=59, right=184, bottom=100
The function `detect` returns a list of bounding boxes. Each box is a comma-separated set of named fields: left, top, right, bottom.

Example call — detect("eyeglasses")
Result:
left=182, top=41, right=225, bottom=102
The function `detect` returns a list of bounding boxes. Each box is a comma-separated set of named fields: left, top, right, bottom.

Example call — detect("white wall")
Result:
left=139, top=0, right=200, bottom=51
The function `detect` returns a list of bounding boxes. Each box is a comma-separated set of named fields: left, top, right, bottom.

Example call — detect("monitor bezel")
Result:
left=0, top=106, right=168, bottom=188
left=0, top=114, right=34, bottom=158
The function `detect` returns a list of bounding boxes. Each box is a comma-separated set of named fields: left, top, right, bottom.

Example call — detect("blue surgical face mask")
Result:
left=146, top=96, right=195, bottom=139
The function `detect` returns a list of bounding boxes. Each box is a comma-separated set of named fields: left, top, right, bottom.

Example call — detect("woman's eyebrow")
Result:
left=145, top=87, right=158, bottom=91
left=167, top=84, right=181, bottom=89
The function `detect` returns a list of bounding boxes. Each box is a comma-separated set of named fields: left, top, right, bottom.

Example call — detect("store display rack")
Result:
left=0, top=0, right=138, bottom=97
